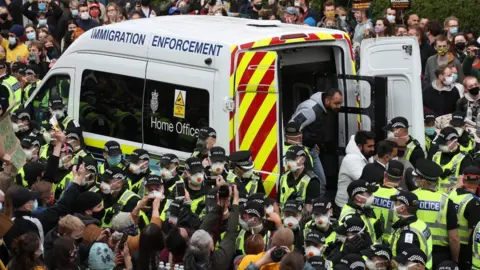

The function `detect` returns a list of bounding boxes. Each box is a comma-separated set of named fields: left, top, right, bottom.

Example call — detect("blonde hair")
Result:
left=444, top=16, right=459, bottom=27
left=58, top=215, right=85, bottom=235
left=104, top=3, right=123, bottom=24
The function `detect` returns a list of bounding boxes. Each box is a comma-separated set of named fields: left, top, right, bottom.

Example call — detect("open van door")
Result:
left=231, top=50, right=282, bottom=198
left=360, top=37, right=425, bottom=149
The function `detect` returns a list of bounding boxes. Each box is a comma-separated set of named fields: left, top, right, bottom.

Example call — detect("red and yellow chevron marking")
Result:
left=228, top=32, right=357, bottom=198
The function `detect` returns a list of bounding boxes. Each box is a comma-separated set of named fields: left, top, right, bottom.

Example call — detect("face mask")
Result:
left=325, top=11, right=335, bottom=18
left=0, top=202, right=3, bottom=212
left=38, top=2, right=46, bottom=10
left=454, top=127, right=464, bottom=137
left=107, top=155, right=122, bottom=166
left=286, top=160, right=298, bottom=172
left=387, top=131, right=395, bottom=138
left=374, top=26, right=384, bottom=33
left=250, top=223, right=263, bottom=234
left=469, top=87, right=480, bottom=96
left=0, top=13, right=8, bottom=20
left=129, top=161, right=148, bottom=175
left=8, top=37, right=16, bottom=46
left=52, top=109, right=64, bottom=119
left=443, top=76, right=454, bottom=85
left=58, top=155, right=71, bottom=169
left=189, top=172, right=204, bottom=185
left=71, top=9, right=78, bottom=17
left=452, top=73, right=458, bottom=83
left=437, top=48, right=448, bottom=56
left=90, top=9, right=99, bottom=18
left=455, top=42, right=466, bottom=51
left=398, top=264, right=416, bottom=270
left=425, top=127, right=435, bottom=136
left=31, top=199, right=38, bottom=211
left=100, top=182, right=112, bottom=194
left=314, top=215, right=330, bottom=229
left=242, top=169, right=253, bottom=179
left=80, top=12, right=90, bottom=20
left=12, top=122, right=20, bottom=132
left=26, top=32, right=36, bottom=40
left=386, top=15, right=395, bottom=22
left=337, top=235, right=346, bottom=243
left=254, top=3, right=262, bottom=9
left=168, top=216, right=178, bottom=225
left=28, top=52, right=39, bottom=62
left=283, top=216, right=300, bottom=229
left=449, top=27, right=458, bottom=35
left=305, top=246, right=321, bottom=258
left=239, top=218, right=250, bottom=231
left=339, top=15, right=346, bottom=21
left=211, top=162, right=224, bottom=175
left=24, top=149, right=34, bottom=160
left=160, top=167, right=175, bottom=180
left=359, top=195, right=374, bottom=208
left=266, top=205, right=274, bottom=214
left=38, top=19, right=47, bottom=26
left=92, top=208, right=105, bottom=220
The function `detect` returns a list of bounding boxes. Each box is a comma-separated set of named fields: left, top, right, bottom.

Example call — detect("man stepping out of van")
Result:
left=98, top=140, right=126, bottom=175
left=191, top=127, right=217, bottom=167
left=288, top=88, right=343, bottom=196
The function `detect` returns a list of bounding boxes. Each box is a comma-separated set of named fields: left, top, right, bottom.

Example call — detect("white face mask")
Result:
left=149, top=190, right=164, bottom=200
left=339, top=15, right=346, bottom=21
left=129, top=161, right=148, bottom=175
left=359, top=194, right=374, bottom=208
left=100, top=182, right=112, bottom=194
left=160, top=167, right=175, bottom=180
left=387, top=131, right=395, bottom=138
left=454, top=127, right=464, bottom=137
left=239, top=218, right=249, bottom=231
left=210, top=162, right=224, bottom=175
left=286, top=160, right=298, bottom=172
left=58, top=155, right=72, bottom=169
left=52, top=109, right=64, bottom=119
left=12, top=122, right=20, bottom=132
left=305, top=246, right=321, bottom=258
left=80, top=11, right=89, bottom=20
left=337, top=235, right=346, bottom=243
left=266, top=205, right=274, bottom=214
left=24, top=149, right=34, bottom=160
left=439, top=141, right=458, bottom=153
left=398, top=264, right=417, bottom=270
left=43, top=131, right=55, bottom=143
left=242, top=169, right=253, bottom=179
left=283, top=216, right=300, bottom=230
left=444, top=76, right=454, bottom=85
left=189, top=172, right=204, bottom=185
left=313, top=214, right=330, bottom=229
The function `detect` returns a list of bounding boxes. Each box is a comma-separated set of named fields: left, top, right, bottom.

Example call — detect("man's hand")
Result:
left=54, top=130, right=66, bottom=144
left=96, top=229, right=111, bottom=242
left=256, top=247, right=275, bottom=267
left=232, top=184, right=239, bottom=205
left=72, top=163, right=86, bottom=184
left=138, top=195, right=150, bottom=209
left=216, top=175, right=226, bottom=187
left=152, top=196, right=161, bottom=209
left=266, top=211, right=282, bottom=228
left=2, top=153, right=11, bottom=164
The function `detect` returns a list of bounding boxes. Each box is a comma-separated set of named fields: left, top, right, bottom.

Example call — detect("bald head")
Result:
left=270, top=228, right=294, bottom=248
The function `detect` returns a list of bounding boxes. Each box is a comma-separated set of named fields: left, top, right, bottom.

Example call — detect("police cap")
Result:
left=436, top=261, right=459, bottom=270
left=247, top=193, right=266, bottom=206
left=184, top=157, right=204, bottom=174
left=65, top=127, right=83, bottom=142
left=308, top=256, right=328, bottom=270
left=104, top=140, right=122, bottom=156
left=284, top=145, right=308, bottom=160
left=436, top=126, right=459, bottom=145
left=12, top=108, right=31, bottom=121
left=347, top=179, right=378, bottom=197
left=242, top=201, right=265, bottom=219
left=11, top=61, right=27, bottom=74
left=82, top=155, right=98, bottom=174
left=390, top=190, right=418, bottom=207
left=49, top=94, right=64, bottom=110
left=450, top=111, right=466, bottom=127
left=159, top=153, right=179, bottom=166
left=285, top=121, right=302, bottom=135
left=463, top=166, right=480, bottom=182
left=145, top=174, right=163, bottom=186
left=21, top=135, right=40, bottom=149
left=393, top=247, right=427, bottom=266
left=385, top=160, right=404, bottom=180
left=197, top=127, right=216, bottom=140
left=129, top=149, right=149, bottom=163
left=283, top=199, right=302, bottom=214
left=335, top=215, right=366, bottom=235
left=412, top=158, right=442, bottom=182
left=229, top=150, right=254, bottom=170
left=361, top=244, right=392, bottom=261
left=99, top=167, right=126, bottom=182
left=305, top=229, right=326, bottom=246
left=311, top=196, right=332, bottom=215
left=384, top=116, right=409, bottom=131
left=424, top=111, right=436, bottom=123
left=209, top=146, right=227, bottom=163
left=335, top=254, right=366, bottom=270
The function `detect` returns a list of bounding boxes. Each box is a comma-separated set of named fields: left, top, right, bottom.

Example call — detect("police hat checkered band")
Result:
left=67, top=133, right=80, bottom=141
left=171, top=202, right=180, bottom=208
left=407, top=255, right=425, bottom=265
left=236, top=159, right=253, bottom=166
left=86, top=165, right=97, bottom=172
left=138, top=154, right=149, bottom=160
left=352, top=187, right=368, bottom=196
left=391, top=122, right=407, bottom=128
left=414, top=168, right=437, bottom=181
left=112, top=173, right=125, bottom=180
left=17, top=112, right=30, bottom=119
left=245, top=208, right=261, bottom=217
left=346, top=226, right=364, bottom=233
left=445, top=133, right=458, bottom=141
left=453, top=115, right=464, bottom=120
left=350, top=262, right=366, bottom=269
left=396, top=195, right=410, bottom=206
left=374, top=250, right=391, bottom=260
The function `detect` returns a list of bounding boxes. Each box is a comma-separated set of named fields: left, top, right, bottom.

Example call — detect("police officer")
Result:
left=236, top=201, right=266, bottom=256
left=0, top=60, right=21, bottom=110
left=191, top=126, right=216, bottom=165
left=38, top=122, right=64, bottom=160
left=392, top=247, right=428, bottom=270
left=158, top=153, right=181, bottom=194
left=57, top=155, right=98, bottom=199
left=360, top=244, right=392, bottom=270
left=339, top=180, right=379, bottom=243
left=99, top=140, right=125, bottom=174
left=303, top=196, right=336, bottom=256
left=227, top=150, right=265, bottom=196
left=182, top=157, right=208, bottom=215
left=91, top=167, right=140, bottom=228
left=138, top=175, right=166, bottom=229
left=205, top=146, right=228, bottom=187
left=449, top=166, right=480, bottom=270
left=385, top=116, right=424, bottom=168
left=11, top=108, right=36, bottom=140
left=282, top=199, right=303, bottom=231
left=450, top=111, right=476, bottom=153
left=424, top=111, right=437, bottom=155
left=126, top=149, right=151, bottom=196
left=53, top=144, right=76, bottom=199
left=47, top=94, right=76, bottom=130
left=278, top=145, right=320, bottom=210
left=304, top=229, right=332, bottom=268
left=371, top=160, right=404, bottom=244
left=65, top=127, right=89, bottom=165
left=21, top=134, right=41, bottom=164
left=22, top=64, right=41, bottom=104
left=412, top=159, right=459, bottom=268
left=390, top=190, right=432, bottom=269
left=432, top=127, right=473, bottom=193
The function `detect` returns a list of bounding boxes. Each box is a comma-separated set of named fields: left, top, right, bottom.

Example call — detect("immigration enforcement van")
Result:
left=25, top=16, right=424, bottom=197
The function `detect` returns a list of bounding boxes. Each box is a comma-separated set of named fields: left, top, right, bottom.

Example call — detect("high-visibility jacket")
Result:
left=39, top=144, right=50, bottom=160
left=339, top=204, right=377, bottom=242
left=413, top=189, right=450, bottom=246
left=3, top=75, right=21, bottom=108
left=460, top=135, right=476, bottom=153
left=71, top=149, right=88, bottom=166
left=16, top=168, right=28, bottom=187
left=472, top=221, right=480, bottom=269
left=391, top=218, right=432, bottom=269
left=425, top=136, right=433, bottom=153
left=128, top=176, right=147, bottom=197
left=371, top=186, right=399, bottom=244
left=53, top=172, right=73, bottom=200
left=98, top=162, right=125, bottom=175
left=279, top=171, right=314, bottom=209
left=449, top=188, right=476, bottom=244
left=303, top=220, right=336, bottom=258
left=101, top=189, right=140, bottom=228
left=226, top=171, right=260, bottom=197
left=433, top=151, right=466, bottom=193
left=405, top=139, right=420, bottom=161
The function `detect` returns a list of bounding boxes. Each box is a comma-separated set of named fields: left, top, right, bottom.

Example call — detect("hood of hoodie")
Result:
left=183, top=249, right=211, bottom=270
left=74, top=213, right=101, bottom=226
left=44, top=227, right=59, bottom=251
left=345, top=135, right=368, bottom=162
left=431, top=79, right=454, bottom=92
left=309, top=92, right=327, bottom=112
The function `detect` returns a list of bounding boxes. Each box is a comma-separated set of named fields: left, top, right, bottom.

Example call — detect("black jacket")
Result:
left=44, top=226, right=60, bottom=269
left=423, top=83, right=460, bottom=116
left=3, top=211, right=43, bottom=252
left=183, top=204, right=239, bottom=270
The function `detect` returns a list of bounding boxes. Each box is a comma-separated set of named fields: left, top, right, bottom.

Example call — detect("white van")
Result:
left=26, top=16, right=424, bottom=197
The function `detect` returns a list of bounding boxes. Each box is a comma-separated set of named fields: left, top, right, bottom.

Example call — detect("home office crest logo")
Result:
left=151, top=90, right=159, bottom=113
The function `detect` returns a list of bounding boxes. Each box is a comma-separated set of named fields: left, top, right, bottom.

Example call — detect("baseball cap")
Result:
left=25, top=64, right=39, bottom=76
left=450, top=111, right=466, bottom=127
left=12, top=108, right=31, bottom=121
left=384, top=116, right=409, bottom=131
left=334, top=254, right=366, bottom=270
left=305, top=230, right=326, bottom=246
left=285, top=7, right=298, bottom=15
left=361, top=244, right=392, bottom=261
left=393, top=247, right=427, bottom=266
left=347, top=179, right=378, bottom=197
left=104, top=141, right=122, bottom=156
left=145, top=174, right=162, bottom=186
left=48, top=94, right=64, bottom=110
left=385, top=160, right=404, bottom=180
left=99, top=167, right=126, bottom=182
left=311, top=196, right=332, bottom=215
left=243, top=201, right=265, bottom=219
left=435, top=126, right=458, bottom=145
left=11, top=186, right=41, bottom=208
left=390, top=190, right=418, bottom=207
left=184, top=157, right=204, bottom=174
left=436, top=261, right=459, bottom=270
left=159, top=153, right=179, bottom=166
left=229, top=150, right=254, bottom=170
left=283, top=200, right=302, bottom=214
left=209, top=146, right=227, bottom=163
left=285, top=121, right=302, bottom=135
left=335, top=215, right=366, bottom=235
left=82, top=155, right=98, bottom=174
left=128, top=149, right=149, bottom=164
left=197, top=127, right=216, bottom=140
left=284, top=145, right=308, bottom=160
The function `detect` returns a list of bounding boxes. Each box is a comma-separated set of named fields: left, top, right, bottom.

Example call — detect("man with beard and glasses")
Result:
left=336, top=130, right=376, bottom=209
left=289, top=88, right=343, bottom=197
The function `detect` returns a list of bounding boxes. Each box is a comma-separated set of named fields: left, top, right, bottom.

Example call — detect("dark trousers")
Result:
left=432, top=245, right=452, bottom=270
left=459, top=244, right=472, bottom=270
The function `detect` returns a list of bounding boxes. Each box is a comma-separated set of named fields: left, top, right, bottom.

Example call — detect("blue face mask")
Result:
left=71, top=9, right=78, bottom=17
left=32, top=199, right=38, bottom=211
left=26, top=32, right=36, bottom=40
left=8, top=37, right=16, bottom=45
left=38, top=2, right=46, bottom=10
left=425, top=127, right=436, bottom=136
left=107, top=155, right=122, bottom=166
left=452, top=73, right=458, bottom=82
left=0, top=202, right=3, bottom=212
left=38, top=19, right=47, bottom=26
left=449, top=27, right=458, bottom=35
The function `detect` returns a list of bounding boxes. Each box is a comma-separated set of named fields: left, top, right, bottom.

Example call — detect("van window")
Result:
left=143, top=80, right=209, bottom=152
left=79, top=70, right=143, bottom=142
left=31, top=74, right=70, bottom=122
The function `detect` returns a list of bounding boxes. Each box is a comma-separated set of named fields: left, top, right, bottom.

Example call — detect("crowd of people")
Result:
left=0, top=0, right=478, bottom=269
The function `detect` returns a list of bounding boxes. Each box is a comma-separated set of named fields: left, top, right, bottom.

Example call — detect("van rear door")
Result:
left=231, top=50, right=281, bottom=197
left=360, top=37, right=425, bottom=148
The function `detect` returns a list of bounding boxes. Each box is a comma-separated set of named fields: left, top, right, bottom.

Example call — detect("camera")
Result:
left=271, top=247, right=288, bottom=262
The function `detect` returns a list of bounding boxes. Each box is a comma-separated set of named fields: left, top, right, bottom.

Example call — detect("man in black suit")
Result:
left=361, top=140, right=398, bottom=185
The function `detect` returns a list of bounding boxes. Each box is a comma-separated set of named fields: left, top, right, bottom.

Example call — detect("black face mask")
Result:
left=455, top=42, right=466, bottom=51
left=254, top=3, right=262, bottom=10
left=469, top=87, right=480, bottom=96
left=278, top=1, right=286, bottom=6
left=91, top=208, right=105, bottom=221
left=0, top=13, right=8, bottom=20
left=264, top=219, right=277, bottom=231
